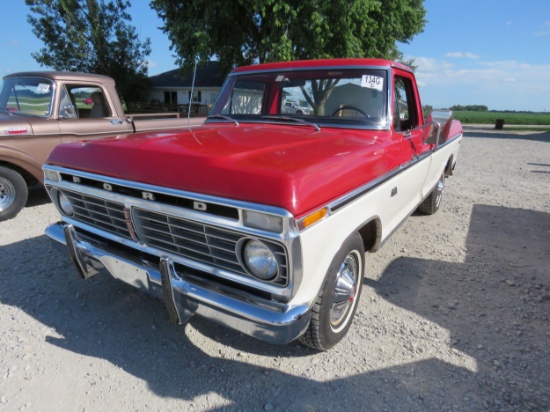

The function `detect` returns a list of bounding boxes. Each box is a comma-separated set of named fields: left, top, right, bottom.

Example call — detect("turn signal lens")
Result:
left=243, top=210, right=283, bottom=233
left=302, top=207, right=327, bottom=229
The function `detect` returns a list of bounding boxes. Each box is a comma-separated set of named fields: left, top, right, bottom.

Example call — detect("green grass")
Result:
left=453, top=111, right=550, bottom=125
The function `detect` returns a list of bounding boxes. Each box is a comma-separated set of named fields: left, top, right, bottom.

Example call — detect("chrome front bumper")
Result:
left=46, top=222, right=311, bottom=345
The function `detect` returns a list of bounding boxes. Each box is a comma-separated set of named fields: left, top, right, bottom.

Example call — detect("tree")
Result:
left=450, top=105, right=489, bottom=112
left=26, top=0, right=152, bottom=101
left=150, top=0, right=426, bottom=75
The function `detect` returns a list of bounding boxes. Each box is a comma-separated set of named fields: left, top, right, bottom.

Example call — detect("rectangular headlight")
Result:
left=243, top=210, right=283, bottom=233
left=44, top=169, right=60, bottom=182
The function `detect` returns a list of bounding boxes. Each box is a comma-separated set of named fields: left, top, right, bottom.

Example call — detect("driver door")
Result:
left=57, top=85, right=131, bottom=144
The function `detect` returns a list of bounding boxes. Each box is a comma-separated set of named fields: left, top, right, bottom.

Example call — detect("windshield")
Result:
left=0, top=77, right=54, bottom=117
left=211, top=68, right=389, bottom=129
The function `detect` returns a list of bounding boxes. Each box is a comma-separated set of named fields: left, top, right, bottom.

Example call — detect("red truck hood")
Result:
left=47, top=124, right=390, bottom=217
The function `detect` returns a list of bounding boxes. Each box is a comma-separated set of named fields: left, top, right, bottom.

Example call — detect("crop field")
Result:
left=453, top=110, right=550, bottom=125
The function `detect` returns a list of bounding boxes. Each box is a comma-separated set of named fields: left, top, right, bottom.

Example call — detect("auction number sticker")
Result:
left=37, top=83, right=50, bottom=93
left=361, top=75, right=384, bottom=91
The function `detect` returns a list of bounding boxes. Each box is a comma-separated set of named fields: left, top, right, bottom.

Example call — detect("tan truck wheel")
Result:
left=0, top=166, right=28, bottom=221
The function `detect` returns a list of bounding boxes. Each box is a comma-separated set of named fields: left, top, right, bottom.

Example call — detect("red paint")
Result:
left=48, top=124, right=391, bottom=217
left=230, top=58, right=413, bottom=74
left=5, top=129, right=29, bottom=135
left=46, top=58, right=462, bottom=218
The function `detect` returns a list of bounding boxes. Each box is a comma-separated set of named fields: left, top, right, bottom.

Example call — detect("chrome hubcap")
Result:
left=435, top=174, right=445, bottom=207
left=330, top=253, right=359, bottom=331
left=0, top=177, right=16, bottom=211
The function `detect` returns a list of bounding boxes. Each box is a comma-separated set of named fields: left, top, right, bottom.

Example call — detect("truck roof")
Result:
left=230, top=58, right=414, bottom=74
left=2, top=71, right=115, bottom=85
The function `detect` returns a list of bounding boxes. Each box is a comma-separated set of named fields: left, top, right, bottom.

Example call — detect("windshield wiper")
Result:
left=260, top=115, right=320, bottom=132
left=0, top=107, right=12, bottom=115
left=206, top=114, right=239, bottom=126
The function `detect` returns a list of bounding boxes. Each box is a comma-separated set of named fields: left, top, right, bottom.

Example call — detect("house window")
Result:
left=188, top=91, right=202, bottom=103
left=164, top=91, right=177, bottom=104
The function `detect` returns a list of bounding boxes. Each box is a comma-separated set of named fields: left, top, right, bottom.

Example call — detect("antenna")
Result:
left=188, top=59, right=198, bottom=127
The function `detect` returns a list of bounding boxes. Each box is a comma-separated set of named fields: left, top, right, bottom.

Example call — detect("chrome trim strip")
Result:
left=205, top=119, right=390, bottom=132
left=44, top=165, right=293, bottom=219
left=61, top=124, right=201, bottom=137
left=297, top=132, right=463, bottom=229
left=228, top=64, right=392, bottom=76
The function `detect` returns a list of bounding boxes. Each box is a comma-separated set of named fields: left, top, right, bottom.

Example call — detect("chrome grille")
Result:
left=61, top=190, right=131, bottom=239
left=133, top=208, right=289, bottom=285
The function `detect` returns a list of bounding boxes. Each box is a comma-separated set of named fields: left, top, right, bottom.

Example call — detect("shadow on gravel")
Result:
left=463, top=130, right=550, bottom=143
left=0, top=204, right=548, bottom=410
left=365, top=204, right=550, bottom=410
left=25, top=183, right=51, bottom=208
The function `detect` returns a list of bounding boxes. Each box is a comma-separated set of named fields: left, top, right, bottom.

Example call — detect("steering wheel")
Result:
left=331, top=106, right=370, bottom=118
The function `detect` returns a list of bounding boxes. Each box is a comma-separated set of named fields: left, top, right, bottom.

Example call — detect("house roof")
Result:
left=148, top=61, right=226, bottom=89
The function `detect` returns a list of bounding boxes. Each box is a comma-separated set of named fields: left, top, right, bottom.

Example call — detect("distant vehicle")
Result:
left=282, top=101, right=311, bottom=115
left=0, top=71, right=202, bottom=221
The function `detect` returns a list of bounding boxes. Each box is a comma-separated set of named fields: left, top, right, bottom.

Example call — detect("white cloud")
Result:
left=534, top=21, right=550, bottom=36
left=407, top=56, right=550, bottom=111
left=445, top=52, right=479, bottom=59
left=8, top=40, right=20, bottom=47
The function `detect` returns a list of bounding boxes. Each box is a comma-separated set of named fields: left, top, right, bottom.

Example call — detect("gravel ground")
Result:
left=1, top=128, right=549, bottom=412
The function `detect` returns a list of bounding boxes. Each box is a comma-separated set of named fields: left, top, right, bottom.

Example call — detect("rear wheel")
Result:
left=0, top=166, right=28, bottom=221
left=299, top=232, right=365, bottom=350
left=418, top=172, right=445, bottom=215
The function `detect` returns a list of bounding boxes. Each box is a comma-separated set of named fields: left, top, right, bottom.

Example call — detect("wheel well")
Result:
left=444, top=156, right=454, bottom=177
left=0, top=161, right=38, bottom=187
left=357, top=218, right=382, bottom=253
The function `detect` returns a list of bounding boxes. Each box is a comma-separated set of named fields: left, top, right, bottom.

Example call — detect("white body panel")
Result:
left=291, top=133, right=463, bottom=307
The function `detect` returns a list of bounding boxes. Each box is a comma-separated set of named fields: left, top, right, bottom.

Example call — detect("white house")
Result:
left=147, top=61, right=225, bottom=114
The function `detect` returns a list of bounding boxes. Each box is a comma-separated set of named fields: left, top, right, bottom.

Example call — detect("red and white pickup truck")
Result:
left=44, top=59, right=462, bottom=350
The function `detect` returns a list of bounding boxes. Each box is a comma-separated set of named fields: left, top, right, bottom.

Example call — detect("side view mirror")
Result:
left=424, top=121, right=440, bottom=145
left=424, top=110, right=453, bottom=146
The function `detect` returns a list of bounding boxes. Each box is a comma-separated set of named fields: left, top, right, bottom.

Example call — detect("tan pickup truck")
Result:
left=0, top=71, right=204, bottom=221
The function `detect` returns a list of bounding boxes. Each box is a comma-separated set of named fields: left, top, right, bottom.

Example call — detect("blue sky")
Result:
left=2, top=1, right=549, bottom=112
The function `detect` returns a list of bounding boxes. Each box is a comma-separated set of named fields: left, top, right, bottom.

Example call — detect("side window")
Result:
left=60, top=85, right=110, bottom=119
left=5, top=78, right=53, bottom=117
left=393, top=77, right=417, bottom=131
left=59, top=87, right=78, bottom=119
left=79, top=86, right=110, bottom=118
left=221, top=80, right=265, bottom=115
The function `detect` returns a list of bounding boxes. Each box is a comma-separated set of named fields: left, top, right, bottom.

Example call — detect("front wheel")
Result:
left=0, top=166, right=28, bottom=221
left=299, top=232, right=365, bottom=350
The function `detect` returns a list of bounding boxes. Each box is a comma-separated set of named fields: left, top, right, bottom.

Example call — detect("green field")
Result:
left=453, top=111, right=550, bottom=125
